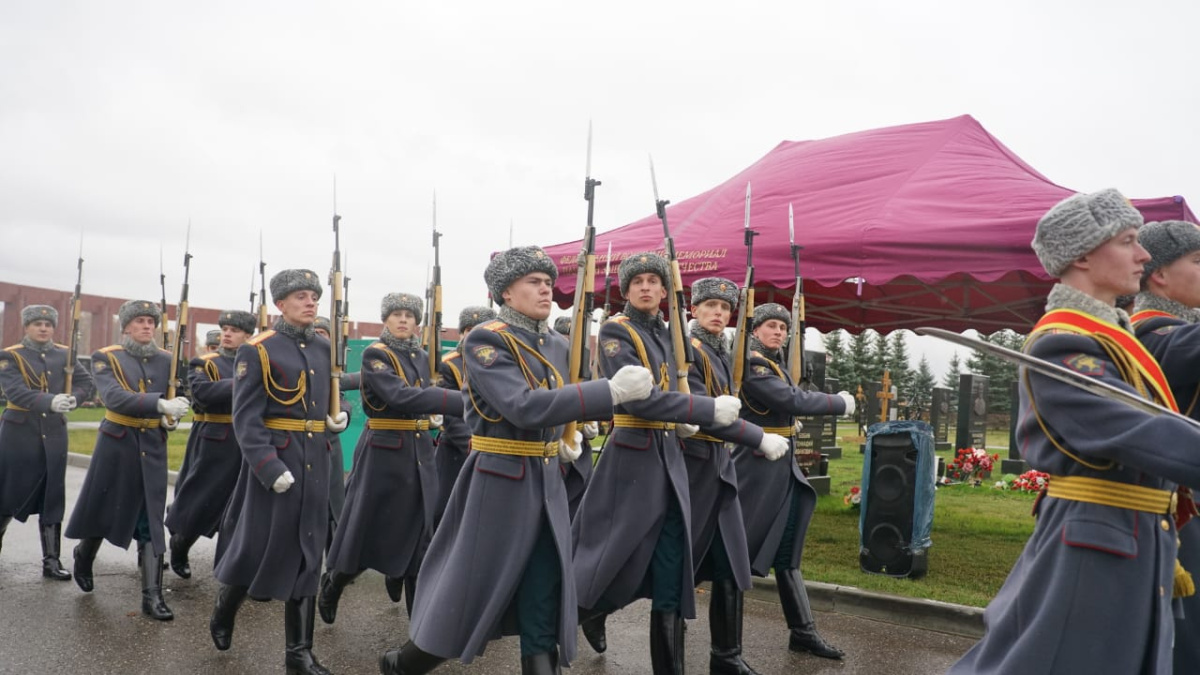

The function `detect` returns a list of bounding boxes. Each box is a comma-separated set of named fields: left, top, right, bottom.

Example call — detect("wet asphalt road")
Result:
left=0, top=466, right=974, bottom=674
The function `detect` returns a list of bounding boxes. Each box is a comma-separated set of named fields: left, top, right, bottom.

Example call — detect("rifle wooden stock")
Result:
left=730, top=286, right=755, bottom=397
left=166, top=299, right=189, bottom=400
left=665, top=260, right=691, bottom=395
left=787, top=281, right=804, bottom=383
left=428, top=283, right=442, bottom=377
left=329, top=267, right=344, bottom=417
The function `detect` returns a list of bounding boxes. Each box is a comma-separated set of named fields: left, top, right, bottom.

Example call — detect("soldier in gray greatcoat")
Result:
left=684, top=279, right=791, bottom=675
left=572, top=252, right=742, bottom=674
left=208, top=269, right=348, bottom=675
left=550, top=314, right=599, bottom=520
left=736, top=302, right=853, bottom=659
left=949, top=190, right=1200, bottom=674
left=319, top=292, right=465, bottom=625
left=378, top=246, right=654, bottom=675
left=65, top=300, right=191, bottom=621
left=165, top=309, right=255, bottom=579
left=0, top=304, right=92, bottom=580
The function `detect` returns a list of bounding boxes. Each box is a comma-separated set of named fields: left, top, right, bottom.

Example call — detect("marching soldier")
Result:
left=432, top=305, right=496, bottom=529
left=683, top=279, right=791, bottom=674
left=735, top=302, right=852, bottom=659
left=208, top=269, right=347, bottom=675
left=0, top=304, right=92, bottom=579
left=378, top=246, right=654, bottom=675
left=164, top=309, right=255, bottom=579
left=65, top=300, right=190, bottom=620
left=204, top=329, right=221, bottom=353
left=549, top=314, right=599, bottom=519
left=572, top=252, right=742, bottom=674
left=950, top=190, right=1200, bottom=674
left=319, top=292, right=465, bottom=623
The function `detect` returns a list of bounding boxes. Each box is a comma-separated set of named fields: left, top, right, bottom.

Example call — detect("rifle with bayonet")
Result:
left=730, top=183, right=757, bottom=397
left=164, top=224, right=193, bottom=425
left=329, top=209, right=346, bottom=418
left=786, top=203, right=806, bottom=385
left=248, top=267, right=256, bottom=313
left=159, top=247, right=171, bottom=349
left=563, top=125, right=602, bottom=445
left=427, top=194, right=444, bottom=378
left=343, top=253, right=352, bottom=349
left=258, top=232, right=269, bottom=332
left=649, top=156, right=692, bottom=394
left=64, top=235, right=84, bottom=394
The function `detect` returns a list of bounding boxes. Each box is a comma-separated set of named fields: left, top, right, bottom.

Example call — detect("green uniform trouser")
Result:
left=649, top=497, right=686, bottom=612
left=516, top=517, right=561, bottom=657
left=701, top=526, right=735, bottom=583
left=773, top=486, right=804, bottom=571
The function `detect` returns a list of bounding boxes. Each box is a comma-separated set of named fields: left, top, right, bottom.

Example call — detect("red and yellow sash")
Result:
left=1130, top=309, right=1176, bottom=325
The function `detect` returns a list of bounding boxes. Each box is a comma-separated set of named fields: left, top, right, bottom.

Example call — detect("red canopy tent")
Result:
left=542, top=115, right=1195, bottom=333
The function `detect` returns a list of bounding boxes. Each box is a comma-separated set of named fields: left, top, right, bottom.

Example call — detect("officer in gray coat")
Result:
left=550, top=315, right=599, bottom=519
left=572, top=252, right=742, bottom=674
left=684, top=279, right=791, bottom=674
left=0, top=304, right=92, bottom=580
left=378, top=246, right=654, bottom=675
left=320, top=292, right=465, bottom=624
left=736, top=302, right=853, bottom=659
left=209, top=269, right=347, bottom=675
left=949, top=190, right=1200, bottom=674
left=165, top=309, right=255, bottom=579
left=65, top=300, right=190, bottom=620
left=432, top=305, right=496, bottom=530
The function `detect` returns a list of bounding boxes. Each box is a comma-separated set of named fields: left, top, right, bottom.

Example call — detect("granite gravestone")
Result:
left=955, top=373, right=989, bottom=451
left=930, top=386, right=955, bottom=452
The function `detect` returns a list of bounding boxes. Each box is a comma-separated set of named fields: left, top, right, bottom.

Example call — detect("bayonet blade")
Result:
left=743, top=182, right=752, bottom=231
left=604, top=241, right=612, bottom=276
left=788, top=203, right=795, bottom=246
left=649, top=154, right=661, bottom=204
left=585, top=120, right=593, bottom=180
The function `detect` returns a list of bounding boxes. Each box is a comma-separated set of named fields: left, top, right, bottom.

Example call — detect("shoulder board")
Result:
left=199, top=352, right=221, bottom=361
left=247, top=330, right=275, bottom=346
left=690, top=337, right=702, bottom=349
left=99, top=345, right=124, bottom=354
left=442, top=351, right=460, bottom=362
left=480, top=320, right=509, bottom=332
left=367, top=341, right=388, bottom=351
left=609, top=315, right=630, bottom=324
left=3, top=345, right=21, bottom=353
left=54, top=343, right=69, bottom=350
left=750, top=350, right=763, bottom=359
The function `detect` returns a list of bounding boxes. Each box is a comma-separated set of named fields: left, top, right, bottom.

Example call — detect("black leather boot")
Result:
left=210, top=583, right=249, bottom=651
left=649, top=610, right=685, bottom=675
left=169, top=532, right=198, bottom=579
left=72, top=537, right=103, bottom=592
left=39, top=521, right=72, bottom=580
left=709, top=579, right=760, bottom=674
left=579, top=607, right=608, bottom=653
left=520, top=650, right=561, bottom=675
left=139, top=541, right=174, bottom=621
left=776, top=568, right=843, bottom=659
left=403, top=577, right=417, bottom=618
left=384, top=575, right=403, bottom=603
left=285, top=597, right=332, bottom=675
left=0, top=515, right=11, bottom=556
left=378, top=640, right=444, bottom=675
left=317, top=569, right=359, bottom=625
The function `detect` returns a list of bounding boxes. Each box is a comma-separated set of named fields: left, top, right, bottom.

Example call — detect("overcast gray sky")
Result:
left=3, top=1, right=1197, bottom=376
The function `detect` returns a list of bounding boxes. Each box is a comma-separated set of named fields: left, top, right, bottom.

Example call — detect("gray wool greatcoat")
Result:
left=326, top=340, right=462, bottom=578
left=65, top=345, right=174, bottom=555
left=572, top=313, right=717, bottom=620
left=407, top=319, right=612, bottom=665
left=735, top=349, right=845, bottom=576
left=0, top=342, right=92, bottom=523
left=433, top=350, right=470, bottom=529
left=165, top=351, right=239, bottom=540
left=949, top=326, right=1200, bottom=675
left=213, top=328, right=332, bottom=601
left=683, top=336, right=763, bottom=590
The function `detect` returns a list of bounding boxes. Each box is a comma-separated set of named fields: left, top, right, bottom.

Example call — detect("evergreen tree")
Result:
left=964, top=330, right=1023, bottom=414
left=911, top=355, right=935, bottom=420
left=886, top=331, right=914, bottom=412
left=861, top=330, right=886, bottom=385
left=846, top=330, right=871, bottom=392
left=942, top=351, right=962, bottom=389
left=823, top=329, right=848, bottom=385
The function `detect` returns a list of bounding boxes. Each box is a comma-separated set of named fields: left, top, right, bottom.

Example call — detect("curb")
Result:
left=68, top=451, right=180, bottom=487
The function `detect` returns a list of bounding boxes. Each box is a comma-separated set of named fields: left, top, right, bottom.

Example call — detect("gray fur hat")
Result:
left=751, top=303, right=790, bottom=330
left=381, top=292, right=424, bottom=324
left=313, top=316, right=332, bottom=334
left=1139, top=220, right=1200, bottom=279
left=619, top=252, right=670, bottom=295
left=21, top=304, right=58, bottom=327
left=553, top=316, right=572, bottom=335
left=459, top=305, right=497, bottom=333
left=1032, top=188, right=1144, bottom=277
left=205, top=329, right=222, bottom=346
left=484, top=246, right=558, bottom=305
left=690, top=277, right=739, bottom=310
left=217, top=309, right=256, bottom=334
left=270, top=268, right=323, bottom=303
left=118, top=300, right=162, bottom=330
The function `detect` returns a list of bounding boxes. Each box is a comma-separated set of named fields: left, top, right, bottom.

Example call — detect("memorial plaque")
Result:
left=1001, top=380, right=1029, bottom=474
left=955, top=373, right=989, bottom=450
left=930, top=386, right=955, bottom=452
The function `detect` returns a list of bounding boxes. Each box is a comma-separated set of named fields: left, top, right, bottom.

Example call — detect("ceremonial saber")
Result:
left=915, top=327, right=1200, bottom=429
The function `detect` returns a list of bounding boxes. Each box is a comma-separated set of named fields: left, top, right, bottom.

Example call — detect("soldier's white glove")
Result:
left=272, top=470, right=295, bottom=494
left=156, top=396, right=191, bottom=419
left=759, top=433, right=790, bottom=461
left=581, top=421, right=599, bottom=440
left=608, top=365, right=654, bottom=405
left=837, top=391, right=856, bottom=418
left=676, top=423, right=699, bottom=439
left=713, top=395, right=742, bottom=426
left=50, top=394, right=77, bottom=413
left=326, top=412, right=349, bottom=433
left=429, top=414, right=443, bottom=429
left=558, top=431, right=584, bottom=464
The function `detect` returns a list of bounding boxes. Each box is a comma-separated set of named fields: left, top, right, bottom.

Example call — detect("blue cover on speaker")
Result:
left=859, top=420, right=936, bottom=553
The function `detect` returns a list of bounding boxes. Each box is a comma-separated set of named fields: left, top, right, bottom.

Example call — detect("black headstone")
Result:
left=930, top=386, right=955, bottom=452
left=862, top=381, right=883, bottom=429
left=1001, top=379, right=1029, bottom=474
left=955, top=373, right=989, bottom=450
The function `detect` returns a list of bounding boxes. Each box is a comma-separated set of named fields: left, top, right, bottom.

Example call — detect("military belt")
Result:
left=471, top=436, right=558, bottom=458
left=104, top=411, right=161, bottom=429
left=5, top=403, right=29, bottom=412
left=761, top=426, right=795, bottom=436
left=1047, top=475, right=1176, bottom=515
left=193, top=413, right=233, bottom=424
left=368, top=418, right=430, bottom=431
left=612, top=414, right=676, bottom=430
left=690, top=432, right=722, bottom=443
left=264, top=418, right=326, bottom=433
